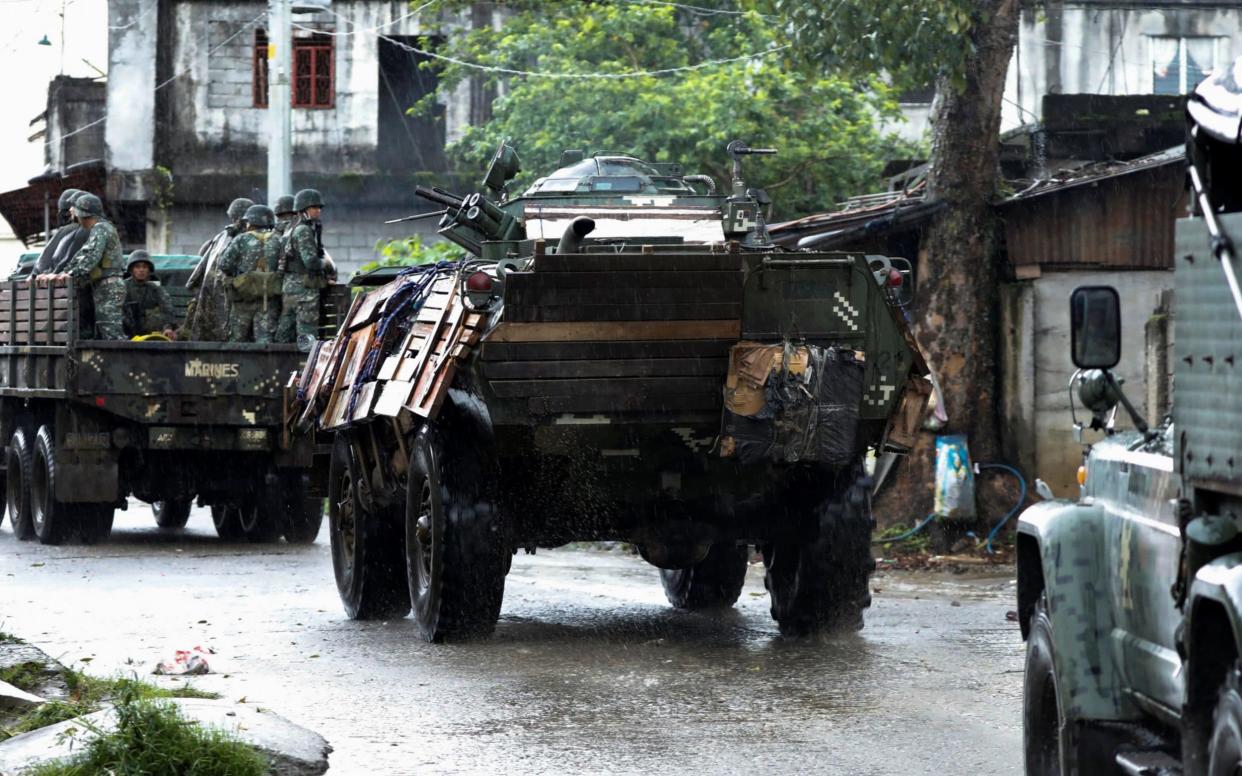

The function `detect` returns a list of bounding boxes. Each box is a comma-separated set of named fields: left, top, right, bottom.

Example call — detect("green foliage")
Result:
left=362, top=235, right=466, bottom=274
left=765, top=0, right=981, bottom=92
left=0, top=662, right=47, bottom=693
left=425, top=1, right=914, bottom=218
left=25, top=686, right=266, bottom=776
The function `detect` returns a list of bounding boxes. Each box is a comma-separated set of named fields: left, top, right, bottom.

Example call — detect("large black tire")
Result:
left=764, top=469, right=875, bottom=636
left=211, top=505, right=246, bottom=541
left=238, top=501, right=283, bottom=543
left=1023, top=596, right=1076, bottom=776
left=279, top=474, right=322, bottom=548
left=329, top=435, right=409, bottom=620
left=153, top=499, right=192, bottom=529
left=660, top=543, right=750, bottom=610
left=1208, top=665, right=1242, bottom=776
left=405, top=422, right=508, bottom=642
left=31, top=426, right=74, bottom=545
left=7, top=429, right=34, bottom=540
left=78, top=506, right=114, bottom=545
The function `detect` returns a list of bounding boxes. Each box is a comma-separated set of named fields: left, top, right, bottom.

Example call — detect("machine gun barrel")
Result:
left=414, top=186, right=465, bottom=209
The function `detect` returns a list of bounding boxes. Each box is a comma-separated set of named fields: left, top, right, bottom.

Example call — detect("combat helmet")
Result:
left=227, top=198, right=255, bottom=222
left=74, top=193, right=104, bottom=218
left=274, top=195, right=296, bottom=216
left=126, top=250, right=154, bottom=274
left=57, top=188, right=82, bottom=212
left=244, top=204, right=276, bottom=229
left=293, top=188, right=324, bottom=213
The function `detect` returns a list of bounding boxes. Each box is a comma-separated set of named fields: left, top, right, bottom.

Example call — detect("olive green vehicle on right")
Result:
left=1017, top=64, right=1242, bottom=774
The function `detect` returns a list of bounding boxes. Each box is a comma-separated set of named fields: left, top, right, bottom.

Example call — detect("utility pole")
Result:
left=266, top=0, right=293, bottom=202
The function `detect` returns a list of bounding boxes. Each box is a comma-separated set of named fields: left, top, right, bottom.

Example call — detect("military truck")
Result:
left=1017, top=67, right=1242, bottom=774
left=294, top=141, right=930, bottom=642
left=0, top=255, right=349, bottom=545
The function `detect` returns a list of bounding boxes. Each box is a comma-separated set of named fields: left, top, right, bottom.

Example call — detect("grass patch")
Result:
left=873, top=521, right=933, bottom=553
left=1, top=671, right=220, bottom=743
left=23, top=686, right=266, bottom=776
left=0, top=661, right=48, bottom=693
left=0, top=631, right=21, bottom=644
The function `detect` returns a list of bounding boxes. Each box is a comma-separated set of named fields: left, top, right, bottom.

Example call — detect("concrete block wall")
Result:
left=159, top=203, right=440, bottom=279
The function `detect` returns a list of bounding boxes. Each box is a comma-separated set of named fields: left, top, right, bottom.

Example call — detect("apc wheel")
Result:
left=153, top=500, right=192, bottom=529
left=660, top=543, right=749, bottom=610
left=329, top=435, right=409, bottom=620
left=405, top=423, right=508, bottom=642
left=764, top=469, right=875, bottom=636
left=1208, top=666, right=1242, bottom=776
left=6, top=429, right=34, bottom=540
left=1023, top=596, right=1078, bottom=776
left=211, top=505, right=245, bottom=541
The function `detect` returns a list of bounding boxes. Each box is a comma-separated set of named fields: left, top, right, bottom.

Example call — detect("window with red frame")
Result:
left=252, top=30, right=334, bottom=109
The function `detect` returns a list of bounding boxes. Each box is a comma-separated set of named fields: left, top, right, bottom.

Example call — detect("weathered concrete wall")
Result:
left=105, top=0, right=157, bottom=174
left=159, top=203, right=440, bottom=279
left=899, top=2, right=1242, bottom=135
left=45, top=77, right=106, bottom=173
left=162, top=0, right=455, bottom=177
left=1010, top=269, right=1174, bottom=496
left=1004, top=3, right=1242, bottom=130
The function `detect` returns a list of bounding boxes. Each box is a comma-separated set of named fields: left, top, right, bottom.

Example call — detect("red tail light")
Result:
left=466, top=271, right=493, bottom=293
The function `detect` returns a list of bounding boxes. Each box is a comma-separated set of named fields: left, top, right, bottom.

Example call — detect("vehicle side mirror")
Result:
left=1070, top=285, right=1121, bottom=370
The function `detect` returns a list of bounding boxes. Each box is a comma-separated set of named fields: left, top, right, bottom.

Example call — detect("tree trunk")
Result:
left=874, top=0, right=1021, bottom=534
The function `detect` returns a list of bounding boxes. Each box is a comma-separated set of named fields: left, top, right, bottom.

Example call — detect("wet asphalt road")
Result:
left=0, top=504, right=1023, bottom=775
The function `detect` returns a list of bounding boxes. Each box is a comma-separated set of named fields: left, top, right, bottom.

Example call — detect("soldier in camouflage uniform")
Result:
left=122, top=250, right=177, bottom=339
left=277, top=189, right=327, bottom=352
left=40, top=193, right=125, bottom=340
left=274, top=195, right=297, bottom=237
left=182, top=198, right=252, bottom=341
left=218, top=205, right=283, bottom=344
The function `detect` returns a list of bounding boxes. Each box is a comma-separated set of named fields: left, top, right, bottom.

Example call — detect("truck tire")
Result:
left=30, top=425, right=84, bottom=545
left=279, top=479, right=322, bottom=543
left=405, top=423, right=507, bottom=642
left=764, top=469, right=875, bottom=636
left=78, top=506, right=114, bottom=545
left=153, top=500, right=192, bottom=529
left=660, top=543, right=749, bottom=609
left=211, top=505, right=246, bottom=541
left=329, top=435, right=409, bottom=620
left=1023, top=595, right=1082, bottom=776
left=1208, top=665, right=1242, bottom=775
left=238, top=502, right=283, bottom=543
left=6, top=429, right=34, bottom=540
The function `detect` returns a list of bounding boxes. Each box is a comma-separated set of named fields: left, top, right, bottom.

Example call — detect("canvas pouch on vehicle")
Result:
left=720, top=342, right=864, bottom=465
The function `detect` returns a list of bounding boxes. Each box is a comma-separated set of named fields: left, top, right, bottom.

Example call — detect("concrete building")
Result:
left=3, top=0, right=495, bottom=277
left=896, top=0, right=1242, bottom=141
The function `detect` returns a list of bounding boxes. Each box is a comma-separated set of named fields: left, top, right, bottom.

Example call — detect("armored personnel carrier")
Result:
left=294, top=141, right=929, bottom=641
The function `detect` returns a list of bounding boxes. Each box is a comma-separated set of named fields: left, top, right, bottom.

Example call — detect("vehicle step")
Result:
left=1115, top=750, right=1182, bottom=776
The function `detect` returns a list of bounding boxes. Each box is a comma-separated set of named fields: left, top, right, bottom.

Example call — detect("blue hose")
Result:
left=979, top=463, right=1027, bottom=554
left=873, top=512, right=936, bottom=545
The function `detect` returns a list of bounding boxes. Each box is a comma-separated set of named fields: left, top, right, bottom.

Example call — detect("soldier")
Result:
left=182, top=197, right=253, bottom=341
left=274, top=195, right=297, bottom=237
left=277, top=189, right=328, bottom=351
left=38, top=193, right=125, bottom=340
left=122, top=250, right=177, bottom=339
left=34, top=188, right=83, bottom=275
left=218, top=204, right=283, bottom=344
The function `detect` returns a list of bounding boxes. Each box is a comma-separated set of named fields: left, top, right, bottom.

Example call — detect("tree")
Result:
left=423, top=1, right=916, bottom=219
left=768, top=0, right=1022, bottom=534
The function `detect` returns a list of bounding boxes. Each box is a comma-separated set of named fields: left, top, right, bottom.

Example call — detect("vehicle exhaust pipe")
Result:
left=556, top=217, right=595, bottom=255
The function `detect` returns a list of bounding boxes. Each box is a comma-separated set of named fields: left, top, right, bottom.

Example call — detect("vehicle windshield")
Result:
left=523, top=156, right=698, bottom=196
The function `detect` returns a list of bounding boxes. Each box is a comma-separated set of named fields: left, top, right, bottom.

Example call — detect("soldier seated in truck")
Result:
left=122, top=250, right=178, bottom=340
